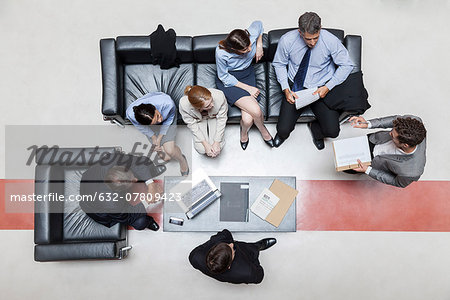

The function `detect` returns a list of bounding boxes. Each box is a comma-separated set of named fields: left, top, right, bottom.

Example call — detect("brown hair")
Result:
left=218, top=29, right=251, bottom=55
left=298, top=12, right=321, bottom=34
left=105, top=166, right=135, bottom=192
left=184, top=85, right=212, bottom=110
left=393, top=117, right=427, bottom=146
left=206, top=242, right=233, bottom=274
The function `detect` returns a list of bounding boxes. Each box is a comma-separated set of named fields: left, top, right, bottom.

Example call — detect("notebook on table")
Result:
left=219, top=182, right=249, bottom=222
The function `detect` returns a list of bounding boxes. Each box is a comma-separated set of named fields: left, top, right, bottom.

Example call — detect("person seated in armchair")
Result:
left=189, top=229, right=276, bottom=284
left=349, top=115, right=427, bottom=188
left=79, top=153, right=165, bottom=231
left=126, top=92, right=189, bottom=176
left=179, top=85, right=228, bottom=157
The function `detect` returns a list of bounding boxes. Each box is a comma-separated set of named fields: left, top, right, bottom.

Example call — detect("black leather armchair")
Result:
left=100, top=27, right=362, bottom=125
left=34, top=147, right=131, bottom=262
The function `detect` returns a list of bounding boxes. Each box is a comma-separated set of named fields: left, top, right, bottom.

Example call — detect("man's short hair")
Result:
left=206, top=242, right=233, bottom=274
left=393, top=117, right=427, bottom=146
left=133, top=103, right=156, bottom=125
left=298, top=12, right=321, bottom=34
left=105, top=166, right=135, bottom=192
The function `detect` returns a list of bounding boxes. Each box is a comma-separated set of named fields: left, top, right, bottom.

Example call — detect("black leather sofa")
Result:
left=100, top=27, right=362, bottom=125
left=34, top=147, right=131, bottom=262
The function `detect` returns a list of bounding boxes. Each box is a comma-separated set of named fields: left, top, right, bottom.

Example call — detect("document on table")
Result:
left=332, top=136, right=372, bottom=171
left=295, top=87, right=320, bottom=110
left=251, top=188, right=280, bottom=220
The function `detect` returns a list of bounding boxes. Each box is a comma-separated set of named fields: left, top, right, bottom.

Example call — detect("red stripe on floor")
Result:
left=297, top=180, right=450, bottom=231
left=2, top=179, right=450, bottom=231
left=0, top=180, right=34, bottom=229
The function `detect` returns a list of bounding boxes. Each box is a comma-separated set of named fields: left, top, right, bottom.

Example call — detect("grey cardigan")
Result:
left=368, top=115, right=426, bottom=188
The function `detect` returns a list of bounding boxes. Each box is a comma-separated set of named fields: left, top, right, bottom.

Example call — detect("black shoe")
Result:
left=147, top=218, right=160, bottom=231
left=255, top=238, right=277, bottom=251
left=264, top=138, right=274, bottom=148
left=273, top=134, right=285, bottom=148
left=240, top=125, right=249, bottom=150
left=180, top=154, right=189, bottom=176
left=154, top=164, right=167, bottom=177
left=307, top=123, right=325, bottom=150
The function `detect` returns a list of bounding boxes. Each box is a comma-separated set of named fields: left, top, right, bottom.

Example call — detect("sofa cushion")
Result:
left=344, top=35, right=362, bottom=74
left=123, top=63, right=194, bottom=122
left=116, top=36, right=193, bottom=64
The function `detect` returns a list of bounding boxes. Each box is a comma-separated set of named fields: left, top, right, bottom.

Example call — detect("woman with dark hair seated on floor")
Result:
left=179, top=85, right=228, bottom=157
left=215, top=21, right=274, bottom=150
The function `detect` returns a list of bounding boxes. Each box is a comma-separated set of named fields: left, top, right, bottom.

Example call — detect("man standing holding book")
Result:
left=349, top=115, right=427, bottom=188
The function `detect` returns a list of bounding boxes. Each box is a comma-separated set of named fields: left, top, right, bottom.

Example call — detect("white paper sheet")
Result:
left=251, top=188, right=280, bottom=220
left=295, top=87, right=320, bottom=110
left=332, top=136, right=372, bottom=171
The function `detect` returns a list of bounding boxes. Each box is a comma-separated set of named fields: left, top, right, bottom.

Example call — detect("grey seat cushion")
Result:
left=124, top=63, right=195, bottom=123
left=62, top=167, right=125, bottom=242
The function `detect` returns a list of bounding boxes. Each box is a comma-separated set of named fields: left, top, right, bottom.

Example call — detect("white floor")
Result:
left=1, top=1, right=450, bottom=299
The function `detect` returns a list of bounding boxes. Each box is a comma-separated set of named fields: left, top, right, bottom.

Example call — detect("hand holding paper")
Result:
left=294, top=87, right=320, bottom=110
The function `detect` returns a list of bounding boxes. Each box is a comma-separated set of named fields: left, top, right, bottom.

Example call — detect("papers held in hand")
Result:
left=295, top=87, right=320, bottom=110
left=332, top=136, right=372, bottom=171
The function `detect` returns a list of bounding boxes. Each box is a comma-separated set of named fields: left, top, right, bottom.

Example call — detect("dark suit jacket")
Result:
left=323, top=71, right=370, bottom=114
left=189, top=229, right=264, bottom=284
left=79, top=153, right=157, bottom=227
left=150, top=24, right=179, bottom=69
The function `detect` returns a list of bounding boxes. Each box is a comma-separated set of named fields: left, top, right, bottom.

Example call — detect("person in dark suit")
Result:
left=79, top=153, right=165, bottom=231
left=188, top=229, right=276, bottom=284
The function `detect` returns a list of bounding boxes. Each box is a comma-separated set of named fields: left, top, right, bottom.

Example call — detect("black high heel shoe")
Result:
left=264, top=138, right=275, bottom=148
left=240, top=125, right=249, bottom=151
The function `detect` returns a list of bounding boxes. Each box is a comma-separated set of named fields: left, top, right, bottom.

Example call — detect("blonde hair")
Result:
left=184, top=85, right=212, bottom=110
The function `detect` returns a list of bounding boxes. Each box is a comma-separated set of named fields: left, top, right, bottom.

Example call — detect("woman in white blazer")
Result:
left=179, top=85, right=228, bottom=157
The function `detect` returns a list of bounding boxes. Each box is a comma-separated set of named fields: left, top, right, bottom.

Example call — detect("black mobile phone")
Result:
left=169, top=217, right=184, bottom=226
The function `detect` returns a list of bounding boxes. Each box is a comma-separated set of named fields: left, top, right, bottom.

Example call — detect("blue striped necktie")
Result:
left=293, top=47, right=311, bottom=92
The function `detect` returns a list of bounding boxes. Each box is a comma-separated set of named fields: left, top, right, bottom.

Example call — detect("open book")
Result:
left=295, top=87, right=320, bottom=110
left=332, top=136, right=372, bottom=171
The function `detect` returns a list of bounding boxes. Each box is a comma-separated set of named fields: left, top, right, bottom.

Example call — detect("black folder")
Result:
left=219, top=182, right=249, bottom=222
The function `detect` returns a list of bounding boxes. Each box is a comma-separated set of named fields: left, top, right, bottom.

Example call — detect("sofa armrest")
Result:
left=34, top=165, right=64, bottom=244
left=34, top=240, right=128, bottom=261
left=100, top=39, right=124, bottom=121
left=344, top=35, right=362, bottom=74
